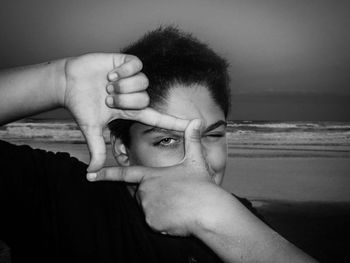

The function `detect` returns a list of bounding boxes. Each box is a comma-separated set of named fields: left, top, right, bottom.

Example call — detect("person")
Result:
left=0, top=26, right=317, bottom=262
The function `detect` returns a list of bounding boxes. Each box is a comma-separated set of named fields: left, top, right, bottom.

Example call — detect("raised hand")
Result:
left=88, top=119, right=231, bottom=236
left=63, top=53, right=189, bottom=172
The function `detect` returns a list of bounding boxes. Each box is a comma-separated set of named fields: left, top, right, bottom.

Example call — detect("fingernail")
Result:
left=87, top=173, right=97, bottom=181
left=106, top=84, right=114, bottom=93
left=108, top=72, right=118, bottom=81
left=106, top=96, right=114, bottom=106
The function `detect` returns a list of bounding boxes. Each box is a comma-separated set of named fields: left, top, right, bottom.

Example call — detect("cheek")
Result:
left=204, top=141, right=227, bottom=184
left=128, top=142, right=185, bottom=167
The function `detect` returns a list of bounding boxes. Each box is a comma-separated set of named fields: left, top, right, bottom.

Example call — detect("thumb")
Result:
left=82, top=126, right=107, bottom=173
left=184, top=119, right=204, bottom=161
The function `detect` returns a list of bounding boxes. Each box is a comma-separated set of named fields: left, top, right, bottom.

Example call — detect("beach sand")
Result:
left=13, top=141, right=350, bottom=203
left=5, top=141, right=349, bottom=262
left=2, top=121, right=350, bottom=262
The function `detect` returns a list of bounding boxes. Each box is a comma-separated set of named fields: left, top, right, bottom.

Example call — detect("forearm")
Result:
left=0, top=59, right=66, bottom=125
left=194, top=195, right=318, bottom=263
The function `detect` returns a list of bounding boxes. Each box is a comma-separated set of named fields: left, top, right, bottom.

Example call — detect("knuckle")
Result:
left=117, top=74, right=148, bottom=93
left=96, top=170, right=106, bottom=180
left=141, top=93, right=150, bottom=106
left=138, top=179, right=151, bottom=193
left=124, top=54, right=135, bottom=62
left=189, top=130, right=201, bottom=142
left=119, top=167, right=127, bottom=181
left=119, top=54, right=128, bottom=64
left=140, top=74, right=149, bottom=88
left=125, top=55, right=143, bottom=71
left=133, top=57, right=143, bottom=71
left=118, top=66, right=129, bottom=77
left=120, top=110, right=139, bottom=119
left=145, top=214, right=154, bottom=228
left=140, top=197, right=148, bottom=211
left=113, top=54, right=127, bottom=68
left=137, top=182, right=146, bottom=193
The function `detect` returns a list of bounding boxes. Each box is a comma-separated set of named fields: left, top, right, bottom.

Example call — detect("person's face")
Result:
left=113, top=84, right=227, bottom=185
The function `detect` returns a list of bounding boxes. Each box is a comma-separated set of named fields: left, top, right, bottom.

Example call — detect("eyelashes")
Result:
left=203, top=132, right=225, bottom=142
left=153, top=137, right=182, bottom=148
left=152, top=132, right=225, bottom=149
left=206, top=133, right=225, bottom=138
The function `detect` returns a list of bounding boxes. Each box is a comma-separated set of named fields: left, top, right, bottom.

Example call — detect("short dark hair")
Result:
left=108, top=26, right=230, bottom=147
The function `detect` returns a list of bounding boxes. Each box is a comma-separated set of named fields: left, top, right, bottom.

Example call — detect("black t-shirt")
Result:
left=0, top=140, right=258, bottom=263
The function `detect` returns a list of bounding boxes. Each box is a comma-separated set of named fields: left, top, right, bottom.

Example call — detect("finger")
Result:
left=108, top=55, right=143, bottom=81
left=106, top=92, right=150, bottom=109
left=82, top=127, right=107, bottom=173
left=113, top=72, right=149, bottom=94
left=87, top=165, right=153, bottom=182
left=184, top=119, right=204, bottom=161
left=123, top=107, right=190, bottom=131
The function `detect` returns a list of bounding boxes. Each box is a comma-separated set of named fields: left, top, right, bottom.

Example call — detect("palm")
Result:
left=63, top=53, right=189, bottom=173
left=65, top=53, right=123, bottom=124
left=64, top=53, right=126, bottom=171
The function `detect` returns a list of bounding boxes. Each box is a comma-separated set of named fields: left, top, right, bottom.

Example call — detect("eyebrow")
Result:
left=204, top=120, right=227, bottom=133
left=142, top=120, right=227, bottom=135
left=142, top=126, right=181, bottom=136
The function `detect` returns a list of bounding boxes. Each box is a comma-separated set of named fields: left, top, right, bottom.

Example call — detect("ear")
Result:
left=110, top=134, right=130, bottom=166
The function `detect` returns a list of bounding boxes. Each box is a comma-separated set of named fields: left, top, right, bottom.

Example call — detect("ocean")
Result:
left=1, top=120, right=349, bottom=202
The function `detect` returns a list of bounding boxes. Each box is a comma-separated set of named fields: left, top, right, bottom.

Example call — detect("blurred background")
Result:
left=1, top=0, right=349, bottom=121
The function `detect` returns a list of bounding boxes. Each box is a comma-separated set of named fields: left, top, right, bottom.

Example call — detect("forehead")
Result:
left=155, top=84, right=224, bottom=124
left=130, top=84, right=225, bottom=136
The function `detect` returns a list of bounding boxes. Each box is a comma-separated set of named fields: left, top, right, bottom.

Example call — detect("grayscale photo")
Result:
left=0, top=0, right=349, bottom=262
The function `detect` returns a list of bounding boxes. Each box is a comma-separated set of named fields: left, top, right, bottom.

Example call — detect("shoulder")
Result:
left=0, top=139, right=84, bottom=164
left=0, top=139, right=87, bottom=184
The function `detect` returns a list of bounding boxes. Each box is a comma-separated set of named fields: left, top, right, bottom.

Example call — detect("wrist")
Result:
left=52, top=58, right=69, bottom=108
left=191, top=189, right=236, bottom=238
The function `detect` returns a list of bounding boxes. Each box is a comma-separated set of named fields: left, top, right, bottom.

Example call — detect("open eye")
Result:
left=153, top=137, right=180, bottom=148
left=160, top=138, right=176, bottom=146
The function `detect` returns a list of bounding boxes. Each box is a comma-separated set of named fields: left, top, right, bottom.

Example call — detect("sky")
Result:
left=1, top=0, right=349, bottom=121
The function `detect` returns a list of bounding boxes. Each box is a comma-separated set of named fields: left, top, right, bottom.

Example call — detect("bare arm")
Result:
left=91, top=119, right=318, bottom=263
left=194, top=193, right=318, bottom=263
left=0, top=54, right=189, bottom=173
left=0, top=59, right=66, bottom=125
